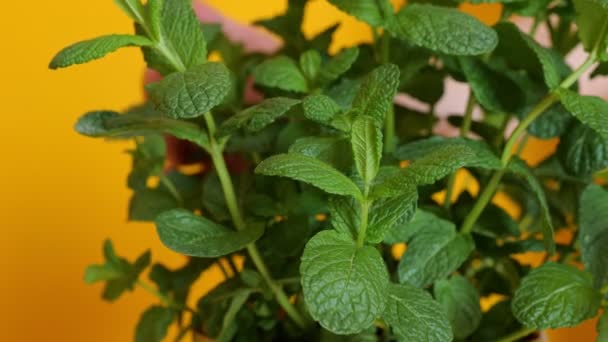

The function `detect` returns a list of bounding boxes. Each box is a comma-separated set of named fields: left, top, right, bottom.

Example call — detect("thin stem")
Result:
left=159, top=174, right=183, bottom=205
left=357, top=199, right=371, bottom=247
left=379, top=32, right=396, bottom=154
left=461, top=170, right=505, bottom=234
left=495, top=327, right=537, bottom=342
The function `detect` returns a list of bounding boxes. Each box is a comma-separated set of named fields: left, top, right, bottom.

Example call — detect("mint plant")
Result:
left=51, top=0, right=608, bottom=341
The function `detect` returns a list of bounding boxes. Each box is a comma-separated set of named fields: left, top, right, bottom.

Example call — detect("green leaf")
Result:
left=400, top=67, right=446, bottom=105
left=512, top=262, right=601, bottom=329
left=572, top=0, right=608, bottom=53
left=318, top=47, right=360, bottom=86
left=300, top=230, right=389, bottom=334
left=74, top=110, right=208, bottom=147
left=147, top=63, right=232, bottom=119
left=253, top=56, right=309, bottom=93
left=289, top=136, right=352, bottom=170
left=217, top=97, right=301, bottom=138
left=579, top=184, right=608, bottom=289
left=135, top=306, right=174, bottom=342
left=155, top=209, right=264, bottom=257
left=302, top=95, right=342, bottom=124
left=255, top=154, right=362, bottom=198
left=434, top=275, right=482, bottom=339
left=507, top=158, right=555, bottom=254
left=398, top=215, right=474, bottom=287
left=458, top=57, right=525, bottom=113
left=300, top=50, right=322, bottom=83
left=384, top=209, right=443, bottom=244
left=366, top=191, right=418, bottom=244
left=129, top=188, right=179, bottom=222
left=328, top=196, right=360, bottom=240
left=217, top=290, right=252, bottom=342
left=351, top=116, right=383, bottom=186
left=145, top=0, right=164, bottom=40
left=598, top=310, right=608, bottom=342
left=114, top=0, right=145, bottom=23
left=382, top=283, right=453, bottom=342
left=558, top=88, right=608, bottom=139
left=352, top=64, right=400, bottom=124
left=149, top=258, right=213, bottom=306
left=558, top=122, right=608, bottom=178
left=390, top=4, right=497, bottom=56
left=49, top=34, right=152, bottom=69
left=326, top=0, right=391, bottom=27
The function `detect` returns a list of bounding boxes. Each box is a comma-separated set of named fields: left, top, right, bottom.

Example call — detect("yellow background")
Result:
left=0, top=0, right=597, bottom=341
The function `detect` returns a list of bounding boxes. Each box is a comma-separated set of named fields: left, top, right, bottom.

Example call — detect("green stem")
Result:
left=495, top=327, right=537, bottom=342
left=379, top=32, right=395, bottom=154
left=357, top=199, right=372, bottom=247
left=202, top=112, right=307, bottom=329
left=159, top=174, right=183, bottom=205
left=461, top=170, right=505, bottom=234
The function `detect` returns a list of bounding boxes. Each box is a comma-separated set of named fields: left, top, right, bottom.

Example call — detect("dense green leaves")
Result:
left=351, top=116, right=383, bottom=186
left=135, top=306, right=174, bottom=342
left=256, top=154, right=362, bottom=198
left=50, top=34, right=152, bottom=69
left=579, top=185, right=608, bottom=289
left=300, top=231, right=389, bottom=334
left=147, top=63, right=232, bottom=119
left=382, top=283, right=453, bottom=342
left=558, top=89, right=608, bottom=139
left=253, top=56, right=309, bottom=93
left=390, top=4, right=498, bottom=55
left=558, top=122, right=608, bottom=178
left=434, top=275, right=482, bottom=339
left=352, top=64, right=400, bottom=125
left=155, top=209, right=264, bottom=257
left=318, top=48, right=360, bottom=85
left=512, top=263, right=601, bottom=328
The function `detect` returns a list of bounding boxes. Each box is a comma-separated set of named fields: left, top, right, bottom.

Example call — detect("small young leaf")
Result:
left=579, top=184, right=608, bottom=289
left=318, top=47, right=360, bottom=86
left=326, top=0, right=391, bottom=27
left=135, top=306, right=174, bottom=342
left=390, top=4, right=498, bottom=56
left=147, top=62, right=232, bottom=119
left=49, top=35, right=152, bottom=69
left=382, top=283, right=453, bottom=342
left=398, top=217, right=474, bottom=287
left=302, top=95, right=342, bottom=124
left=300, top=50, right=322, bottom=83
left=155, top=209, right=264, bottom=257
left=557, top=122, right=608, bottom=178
left=434, top=275, right=482, bottom=339
left=512, top=262, right=601, bottom=328
left=352, top=64, right=400, bottom=125
left=351, top=116, right=383, bottom=186
left=217, top=97, right=301, bottom=138
left=558, top=89, right=608, bottom=139
left=253, top=56, right=309, bottom=93
left=255, top=154, right=362, bottom=198
left=300, top=230, right=389, bottom=334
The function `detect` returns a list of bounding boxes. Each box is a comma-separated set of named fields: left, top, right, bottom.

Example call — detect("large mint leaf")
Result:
left=352, top=64, right=400, bottom=125
left=508, top=158, right=555, bottom=254
left=135, top=306, right=175, bottom=342
left=398, top=216, right=474, bottom=287
left=147, top=63, right=231, bottom=119
left=217, top=97, right=301, bottom=138
left=390, top=4, right=497, bottom=56
left=382, top=283, right=453, bottom=342
left=434, top=275, right=482, bottom=339
left=557, top=122, right=608, bottom=178
left=512, top=262, right=601, bottom=328
left=300, top=230, right=389, bottom=334
left=318, top=47, right=360, bottom=85
left=75, top=110, right=208, bottom=147
left=256, top=154, right=362, bottom=198
left=351, top=116, right=383, bottom=186
left=326, top=0, right=392, bottom=27
left=558, top=89, right=608, bottom=139
left=253, top=56, right=309, bottom=93
left=579, top=184, right=608, bottom=289
left=155, top=209, right=263, bottom=257
left=50, top=35, right=152, bottom=69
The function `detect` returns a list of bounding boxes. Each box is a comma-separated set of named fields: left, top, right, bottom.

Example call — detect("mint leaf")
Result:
left=289, top=136, right=352, bottom=170
left=328, top=196, right=360, bottom=240
left=434, top=275, right=482, bottom=339
left=300, top=230, right=389, bottom=334
left=572, top=0, right=608, bottom=53
left=155, top=209, right=264, bottom=257
left=302, top=95, right=342, bottom=124
left=135, top=306, right=174, bottom=342
left=390, top=4, right=498, bottom=56
left=253, top=56, right=309, bottom=93
left=318, top=47, right=360, bottom=86
left=300, top=50, right=322, bottom=83
left=217, top=97, right=301, bottom=138
left=217, top=290, right=252, bottom=341
left=74, top=110, right=208, bottom=148
left=558, top=89, right=608, bottom=139
left=508, top=158, right=555, bottom=254
left=50, top=35, right=152, bottom=69
left=512, top=262, right=601, bottom=328
left=352, top=64, right=400, bottom=125
left=255, top=154, right=362, bottom=198
left=384, top=209, right=444, bottom=244
left=557, top=122, right=608, bottom=178
left=366, top=191, right=418, bottom=244
left=398, top=215, right=474, bottom=287
left=579, top=184, right=608, bottom=289
left=145, top=0, right=163, bottom=40
left=351, top=116, right=383, bottom=186
left=114, top=0, right=145, bottom=23
left=326, top=0, right=392, bottom=27
left=147, top=63, right=232, bottom=119
left=382, top=283, right=453, bottom=342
